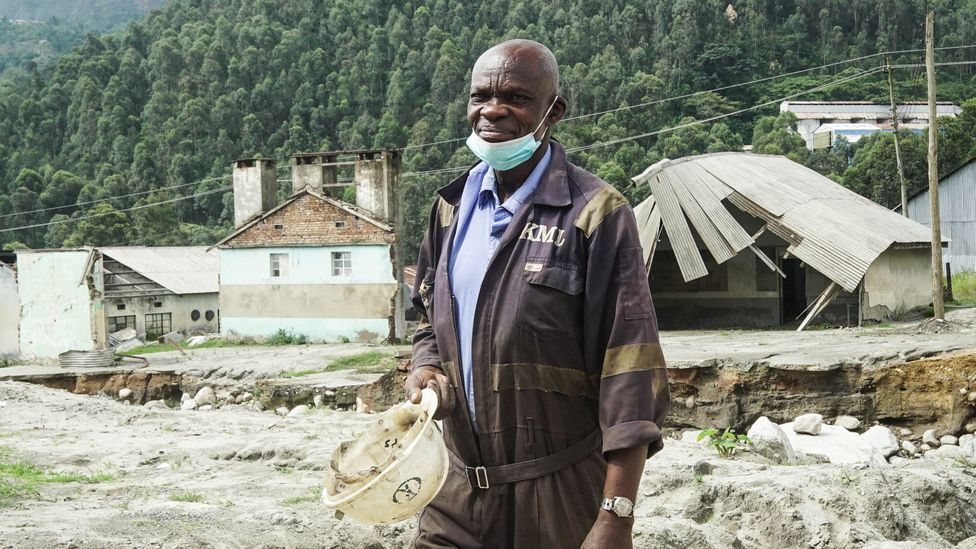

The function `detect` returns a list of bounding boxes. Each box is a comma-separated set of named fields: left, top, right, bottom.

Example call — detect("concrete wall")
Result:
left=219, top=245, right=397, bottom=342
left=104, top=293, right=219, bottom=338
left=862, top=246, right=932, bottom=321
left=17, top=250, right=99, bottom=360
left=0, top=265, right=18, bottom=359
left=232, top=158, right=277, bottom=228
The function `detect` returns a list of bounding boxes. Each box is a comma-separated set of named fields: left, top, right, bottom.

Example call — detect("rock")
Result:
left=181, top=392, right=192, bottom=402
left=963, top=388, right=970, bottom=395
left=312, top=394, right=324, bottom=407
left=684, top=396, right=695, bottom=409
left=123, top=400, right=131, bottom=406
left=181, top=399, right=197, bottom=411
left=241, top=392, right=254, bottom=403
left=287, top=405, right=309, bottom=417
left=861, top=426, right=899, bottom=458
left=144, top=400, right=169, bottom=409
left=275, top=406, right=289, bottom=416
left=966, top=420, right=976, bottom=433
left=194, top=386, right=215, bottom=406
left=922, top=429, right=940, bottom=447
left=356, top=397, right=370, bottom=414
left=920, top=443, right=932, bottom=451
left=252, top=400, right=265, bottom=412
left=940, top=435, right=958, bottom=446
left=324, top=390, right=336, bottom=397
left=680, top=430, right=703, bottom=444
left=793, top=414, right=823, bottom=435
left=118, top=388, right=133, bottom=401
left=901, top=441, right=918, bottom=455
left=957, top=536, right=976, bottom=549
left=199, top=405, right=213, bottom=411
left=925, top=445, right=968, bottom=459
left=186, top=335, right=209, bottom=347
left=782, top=423, right=886, bottom=467
left=969, top=393, right=976, bottom=403
left=746, top=417, right=796, bottom=464
left=889, top=456, right=911, bottom=467
left=899, top=428, right=913, bottom=437
left=834, top=415, right=861, bottom=431
left=234, top=394, right=245, bottom=404
left=960, top=434, right=975, bottom=448
left=691, top=461, right=715, bottom=476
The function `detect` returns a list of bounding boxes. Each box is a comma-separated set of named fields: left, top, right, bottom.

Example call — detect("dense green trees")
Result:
left=1, top=0, right=975, bottom=260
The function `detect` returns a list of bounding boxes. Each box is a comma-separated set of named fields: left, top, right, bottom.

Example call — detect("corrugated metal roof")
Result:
left=782, top=101, right=960, bottom=119
left=632, top=153, right=934, bottom=292
left=98, top=246, right=218, bottom=295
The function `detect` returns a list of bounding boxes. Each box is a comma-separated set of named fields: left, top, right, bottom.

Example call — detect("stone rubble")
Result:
left=861, top=426, right=900, bottom=458
left=746, top=416, right=796, bottom=464
left=922, top=429, right=941, bottom=447
left=833, top=415, right=861, bottom=431
left=193, top=387, right=216, bottom=407
left=793, top=413, right=823, bottom=435
left=940, top=435, right=959, bottom=446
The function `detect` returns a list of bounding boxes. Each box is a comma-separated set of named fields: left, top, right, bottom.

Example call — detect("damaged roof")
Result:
left=99, top=246, right=218, bottom=295
left=632, top=153, right=934, bottom=293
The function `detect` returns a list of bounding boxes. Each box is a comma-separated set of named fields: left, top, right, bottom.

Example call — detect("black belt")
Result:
left=447, top=430, right=601, bottom=490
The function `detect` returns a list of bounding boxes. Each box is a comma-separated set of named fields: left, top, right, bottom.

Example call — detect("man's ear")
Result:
left=548, top=95, right=568, bottom=125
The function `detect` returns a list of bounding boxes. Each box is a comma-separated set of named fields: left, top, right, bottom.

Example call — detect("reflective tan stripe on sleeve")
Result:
left=491, top=363, right=598, bottom=399
left=601, top=343, right=666, bottom=379
left=436, top=197, right=455, bottom=228
left=574, top=186, right=629, bottom=238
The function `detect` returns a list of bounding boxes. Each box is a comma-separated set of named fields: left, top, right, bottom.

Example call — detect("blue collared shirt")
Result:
left=448, top=145, right=552, bottom=426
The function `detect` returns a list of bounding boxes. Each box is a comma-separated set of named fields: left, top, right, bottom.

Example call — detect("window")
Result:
left=273, top=223, right=284, bottom=230
left=116, top=304, right=126, bottom=311
left=334, top=221, right=346, bottom=229
left=332, top=251, right=352, bottom=276
left=153, top=301, right=162, bottom=308
left=205, top=310, right=215, bottom=321
left=145, top=313, right=172, bottom=339
left=108, top=315, right=136, bottom=333
left=190, top=310, right=201, bottom=321
left=270, top=253, right=289, bottom=277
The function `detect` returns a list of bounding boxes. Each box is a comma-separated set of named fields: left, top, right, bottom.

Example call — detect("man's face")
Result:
left=467, top=50, right=555, bottom=143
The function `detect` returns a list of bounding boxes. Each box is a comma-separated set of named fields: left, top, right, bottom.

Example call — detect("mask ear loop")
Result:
left=532, top=96, right=560, bottom=141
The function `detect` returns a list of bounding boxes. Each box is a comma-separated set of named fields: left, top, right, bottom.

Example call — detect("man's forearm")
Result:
left=603, top=445, right=647, bottom=503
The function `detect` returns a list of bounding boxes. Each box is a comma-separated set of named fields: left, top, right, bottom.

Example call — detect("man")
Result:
left=405, top=39, right=670, bottom=548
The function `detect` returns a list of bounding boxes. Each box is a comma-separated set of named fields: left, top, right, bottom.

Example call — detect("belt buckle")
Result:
left=468, top=466, right=489, bottom=489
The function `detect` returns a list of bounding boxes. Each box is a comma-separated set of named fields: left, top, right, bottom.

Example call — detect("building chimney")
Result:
left=232, top=158, right=276, bottom=228
left=354, top=149, right=400, bottom=223
left=290, top=153, right=338, bottom=195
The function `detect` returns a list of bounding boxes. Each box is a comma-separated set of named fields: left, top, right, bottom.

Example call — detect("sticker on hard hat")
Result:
left=393, top=477, right=422, bottom=503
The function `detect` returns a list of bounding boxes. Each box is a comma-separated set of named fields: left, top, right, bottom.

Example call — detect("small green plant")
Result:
left=268, top=329, right=308, bottom=346
left=697, top=427, right=751, bottom=458
left=169, top=492, right=204, bottom=503
left=0, top=359, right=10, bottom=368
left=338, top=335, right=351, bottom=344
left=282, top=488, right=320, bottom=506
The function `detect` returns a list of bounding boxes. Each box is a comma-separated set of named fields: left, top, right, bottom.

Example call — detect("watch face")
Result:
left=613, top=497, right=634, bottom=517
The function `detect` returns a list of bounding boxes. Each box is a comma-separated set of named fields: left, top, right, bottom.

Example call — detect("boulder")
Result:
left=144, top=400, right=169, bottom=410
left=889, top=456, right=911, bottom=467
left=286, top=405, right=309, bottom=417
left=275, top=406, right=289, bottom=416
left=899, top=428, right=913, bottom=437
left=118, top=388, right=133, bottom=401
left=833, top=415, right=861, bottom=431
left=922, top=429, right=940, bottom=447
left=782, top=422, right=887, bottom=466
left=960, top=434, right=975, bottom=448
left=241, top=392, right=254, bottom=403
left=939, top=435, right=958, bottom=446
left=312, top=395, right=324, bottom=407
left=925, top=445, right=968, bottom=460
left=181, top=399, right=197, bottom=411
left=194, top=387, right=215, bottom=407
left=901, top=441, right=918, bottom=455
left=861, top=426, right=899, bottom=458
left=793, top=414, right=823, bottom=435
left=746, top=417, right=796, bottom=464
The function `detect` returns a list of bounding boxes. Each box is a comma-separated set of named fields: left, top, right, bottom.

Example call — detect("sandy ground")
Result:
left=2, top=380, right=976, bottom=549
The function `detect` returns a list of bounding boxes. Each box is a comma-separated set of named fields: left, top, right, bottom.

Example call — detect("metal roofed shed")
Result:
left=99, top=246, right=218, bottom=296
left=632, top=153, right=938, bottom=330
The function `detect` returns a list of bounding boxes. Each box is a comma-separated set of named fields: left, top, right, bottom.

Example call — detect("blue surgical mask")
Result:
left=466, top=97, right=559, bottom=171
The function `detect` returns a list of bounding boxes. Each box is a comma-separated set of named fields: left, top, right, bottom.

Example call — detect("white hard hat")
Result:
left=321, top=388, right=449, bottom=525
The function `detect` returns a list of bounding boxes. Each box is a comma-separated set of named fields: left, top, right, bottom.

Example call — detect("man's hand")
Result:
left=404, top=365, right=455, bottom=420
left=581, top=512, right=633, bottom=549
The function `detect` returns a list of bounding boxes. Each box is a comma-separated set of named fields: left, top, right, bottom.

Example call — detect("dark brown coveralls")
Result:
left=411, top=143, right=670, bottom=548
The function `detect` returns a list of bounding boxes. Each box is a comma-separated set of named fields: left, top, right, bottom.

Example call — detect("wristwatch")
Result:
left=601, top=496, right=635, bottom=518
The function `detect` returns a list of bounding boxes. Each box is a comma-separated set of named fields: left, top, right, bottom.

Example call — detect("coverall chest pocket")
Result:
left=515, top=261, right=584, bottom=341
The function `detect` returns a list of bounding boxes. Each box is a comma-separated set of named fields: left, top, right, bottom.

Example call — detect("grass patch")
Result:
left=280, top=350, right=394, bottom=378
left=169, top=492, right=205, bottom=503
left=118, top=339, right=233, bottom=356
left=282, top=488, right=320, bottom=506
left=0, top=449, right=114, bottom=507
left=950, top=270, right=976, bottom=306
left=268, top=329, right=308, bottom=346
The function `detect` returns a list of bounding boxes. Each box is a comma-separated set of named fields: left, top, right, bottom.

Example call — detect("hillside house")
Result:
left=633, top=153, right=937, bottom=329
left=215, top=151, right=404, bottom=343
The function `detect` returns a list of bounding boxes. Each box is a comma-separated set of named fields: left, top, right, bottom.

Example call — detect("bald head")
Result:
left=473, top=39, right=560, bottom=98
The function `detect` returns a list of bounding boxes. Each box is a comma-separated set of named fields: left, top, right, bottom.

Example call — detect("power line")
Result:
left=0, top=175, right=230, bottom=219
left=398, top=44, right=976, bottom=153
left=0, top=186, right=232, bottom=234
left=402, top=66, right=886, bottom=176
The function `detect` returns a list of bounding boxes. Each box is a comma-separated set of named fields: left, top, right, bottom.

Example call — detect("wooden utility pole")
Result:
left=885, top=55, right=909, bottom=216
left=926, top=8, right=945, bottom=320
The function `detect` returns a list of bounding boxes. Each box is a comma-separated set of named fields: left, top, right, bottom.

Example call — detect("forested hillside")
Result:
left=0, top=0, right=163, bottom=29
left=1, top=0, right=976, bottom=261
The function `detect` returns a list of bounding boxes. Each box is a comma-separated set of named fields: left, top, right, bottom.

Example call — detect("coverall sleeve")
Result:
left=583, top=196, right=671, bottom=458
left=410, top=198, right=445, bottom=372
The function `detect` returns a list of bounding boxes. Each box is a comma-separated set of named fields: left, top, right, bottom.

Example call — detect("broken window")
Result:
left=108, top=315, right=136, bottom=333
left=145, top=313, right=172, bottom=340
left=270, top=253, right=289, bottom=277
left=332, top=251, right=352, bottom=276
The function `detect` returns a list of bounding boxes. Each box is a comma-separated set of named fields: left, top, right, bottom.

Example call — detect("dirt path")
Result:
left=3, top=381, right=976, bottom=549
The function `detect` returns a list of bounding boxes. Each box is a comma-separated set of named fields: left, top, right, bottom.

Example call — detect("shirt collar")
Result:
left=476, top=144, right=553, bottom=213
